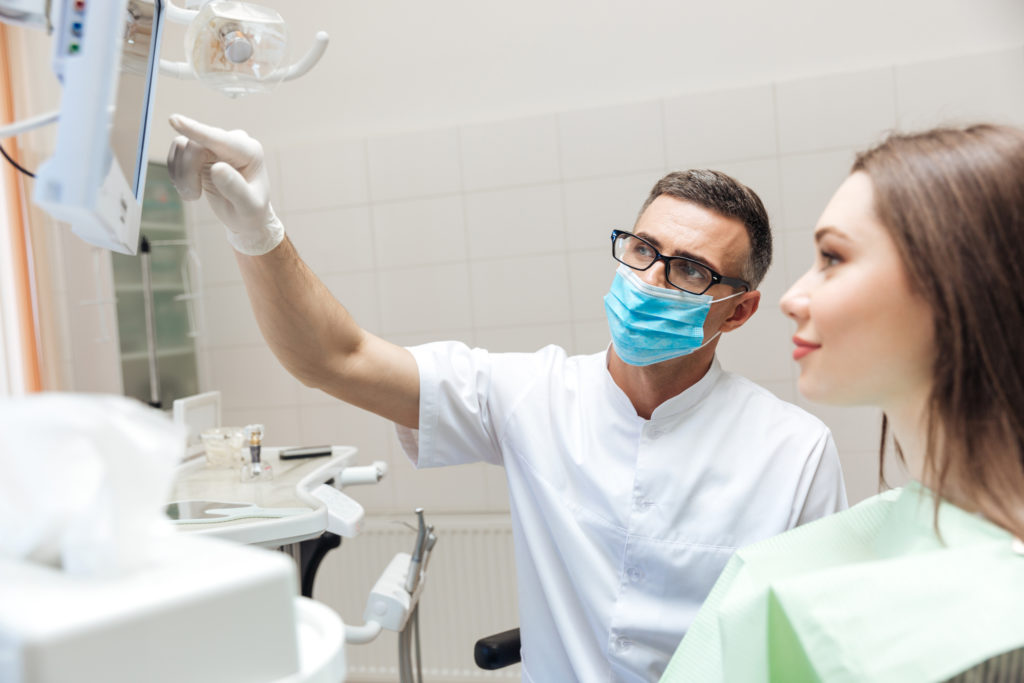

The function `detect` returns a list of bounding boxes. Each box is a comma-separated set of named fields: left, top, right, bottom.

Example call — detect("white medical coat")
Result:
left=395, top=342, right=847, bottom=682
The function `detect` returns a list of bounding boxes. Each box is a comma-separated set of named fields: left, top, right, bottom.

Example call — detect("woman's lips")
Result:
left=792, top=336, right=821, bottom=360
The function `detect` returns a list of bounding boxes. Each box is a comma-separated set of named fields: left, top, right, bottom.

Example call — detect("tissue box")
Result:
left=0, top=535, right=301, bottom=683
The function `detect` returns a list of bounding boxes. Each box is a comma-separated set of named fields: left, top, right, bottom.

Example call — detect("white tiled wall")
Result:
left=464, top=184, right=565, bottom=259
left=775, top=67, right=897, bottom=155
left=895, top=50, right=1024, bottom=130
left=277, top=139, right=370, bottom=211
left=778, top=149, right=859, bottom=230
left=190, top=46, right=1024, bottom=513
left=459, top=115, right=561, bottom=191
left=664, top=84, right=778, bottom=164
left=563, top=172, right=658, bottom=249
left=367, top=129, right=463, bottom=202
left=558, top=101, right=667, bottom=180
left=288, top=206, right=376, bottom=276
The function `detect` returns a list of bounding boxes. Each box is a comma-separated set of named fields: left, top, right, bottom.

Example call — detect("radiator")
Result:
left=312, top=513, right=522, bottom=682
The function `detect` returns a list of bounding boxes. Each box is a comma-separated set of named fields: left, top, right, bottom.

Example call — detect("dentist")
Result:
left=168, top=114, right=847, bottom=682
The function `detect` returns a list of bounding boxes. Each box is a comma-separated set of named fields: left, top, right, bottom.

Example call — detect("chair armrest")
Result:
left=474, top=627, right=522, bottom=670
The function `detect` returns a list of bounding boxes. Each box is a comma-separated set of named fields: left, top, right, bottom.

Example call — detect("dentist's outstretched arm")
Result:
left=167, top=115, right=420, bottom=429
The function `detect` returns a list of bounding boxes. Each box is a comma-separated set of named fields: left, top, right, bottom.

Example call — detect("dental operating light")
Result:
left=0, top=0, right=329, bottom=254
left=161, top=0, right=329, bottom=97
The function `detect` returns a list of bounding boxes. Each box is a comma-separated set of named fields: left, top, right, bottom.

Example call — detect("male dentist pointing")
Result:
left=168, top=114, right=847, bottom=682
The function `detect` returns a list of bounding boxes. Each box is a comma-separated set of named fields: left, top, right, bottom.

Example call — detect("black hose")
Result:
left=299, top=532, right=341, bottom=598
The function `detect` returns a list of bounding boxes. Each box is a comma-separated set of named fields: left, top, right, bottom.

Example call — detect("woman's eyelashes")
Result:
left=817, top=248, right=842, bottom=270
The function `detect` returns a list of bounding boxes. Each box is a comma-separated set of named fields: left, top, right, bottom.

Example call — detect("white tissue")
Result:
left=0, top=393, right=185, bottom=577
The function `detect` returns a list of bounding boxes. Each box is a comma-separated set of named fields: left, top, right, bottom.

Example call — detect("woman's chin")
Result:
left=796, top=375, right=842, bottom=406
left=797, top=375, right=873, bottom=408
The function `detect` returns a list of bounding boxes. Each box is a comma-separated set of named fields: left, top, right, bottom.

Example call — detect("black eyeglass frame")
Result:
left=610, top=230, right=751, bottom=295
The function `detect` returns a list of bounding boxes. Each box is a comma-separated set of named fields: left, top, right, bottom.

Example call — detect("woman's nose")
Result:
left=780, top=271, right=812, bottom=320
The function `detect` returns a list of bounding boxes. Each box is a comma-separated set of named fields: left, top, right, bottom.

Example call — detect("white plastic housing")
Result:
left=32, top=0, right=165, bottom=254
left=311, top=483, right=365, bottom=538
left=363, top=552, right=415, bottom=633
left=0, top=0, right=49, bottom=28
left=338, top=461, right=388, bottom=487
left=0, top=535, right=301, bottom=683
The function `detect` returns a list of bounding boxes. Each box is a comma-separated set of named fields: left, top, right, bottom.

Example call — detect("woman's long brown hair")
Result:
left=853, top=124, right=1024, bottom=540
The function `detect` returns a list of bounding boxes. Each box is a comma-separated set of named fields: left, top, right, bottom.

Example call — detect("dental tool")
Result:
left=420, top=526, right=438, bottom=577
left=404, top=508, right=428, bottom=594
left=346, top=508, right=438, bottom=683
left=240, top=423, right=273, bottom=481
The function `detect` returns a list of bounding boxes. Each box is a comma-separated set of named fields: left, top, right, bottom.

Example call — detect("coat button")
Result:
left=634, top=496, right=654, bottom=511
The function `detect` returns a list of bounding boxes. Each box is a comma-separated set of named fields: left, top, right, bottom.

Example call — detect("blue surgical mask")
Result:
left=603, top=265, right=743, bottom=366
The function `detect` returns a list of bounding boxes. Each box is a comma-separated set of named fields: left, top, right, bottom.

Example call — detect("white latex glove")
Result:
left=167, top=114, right=285, bottom=256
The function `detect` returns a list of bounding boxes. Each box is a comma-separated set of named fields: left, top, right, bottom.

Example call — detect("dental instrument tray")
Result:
left=166, top=500, right=309, bottom=524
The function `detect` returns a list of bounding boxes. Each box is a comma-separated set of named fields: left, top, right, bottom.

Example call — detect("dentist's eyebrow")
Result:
left=636, top=231, right=720, bottom=272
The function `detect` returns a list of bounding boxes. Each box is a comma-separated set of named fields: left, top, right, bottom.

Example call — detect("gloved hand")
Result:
left=167, top=114, right=285, bottom=256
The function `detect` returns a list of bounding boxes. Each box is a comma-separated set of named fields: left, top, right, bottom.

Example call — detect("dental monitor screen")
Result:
left=112, top=0, right=161, bottom=199
left=32, top=0, right=165, bottom=255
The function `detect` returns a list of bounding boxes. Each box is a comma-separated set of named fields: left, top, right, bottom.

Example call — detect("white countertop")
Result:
left=169, top=446, right=358, bottom=547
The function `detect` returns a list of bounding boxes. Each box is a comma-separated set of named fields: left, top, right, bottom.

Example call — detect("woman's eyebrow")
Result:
left=814, top=226, right=851, bottom=243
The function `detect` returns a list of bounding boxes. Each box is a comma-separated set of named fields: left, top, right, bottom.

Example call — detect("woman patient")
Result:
left=661, top=124, right=1024, bottom=682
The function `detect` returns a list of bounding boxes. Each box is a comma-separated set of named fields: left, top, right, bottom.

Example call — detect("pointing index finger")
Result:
left=168, top=114, right=255, bottom=165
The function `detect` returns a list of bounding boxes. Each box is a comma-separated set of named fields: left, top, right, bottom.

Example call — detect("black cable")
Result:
left=0, top=142, right=34, bottom=178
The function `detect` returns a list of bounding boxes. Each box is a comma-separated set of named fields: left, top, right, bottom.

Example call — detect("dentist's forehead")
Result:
left=635, top=195, right=750, bottom=275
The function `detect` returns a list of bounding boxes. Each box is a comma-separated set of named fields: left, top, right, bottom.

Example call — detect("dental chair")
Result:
left=474, top=627, right=521, bottom=670
left=474, top=633, right=1024, bottom=678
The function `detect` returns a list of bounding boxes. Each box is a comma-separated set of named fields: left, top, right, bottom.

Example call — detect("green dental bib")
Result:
left=661, top=482, right=1024, bottom=682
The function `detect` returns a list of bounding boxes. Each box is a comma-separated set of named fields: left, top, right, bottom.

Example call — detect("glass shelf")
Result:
left=111, top=162, right=200, bottom=408
left=115, top=283, right=185, bottom=294
left=121, top=345, right=196, bottom=362
left=141, top=219, right=187, bottom=232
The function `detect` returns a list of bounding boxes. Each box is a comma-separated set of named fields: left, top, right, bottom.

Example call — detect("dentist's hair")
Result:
left=639, top=170, right=772, bottom=289
left=853, top=123, right=1024, bottom=540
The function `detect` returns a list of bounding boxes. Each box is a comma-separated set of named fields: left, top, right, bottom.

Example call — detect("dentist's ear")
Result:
left=720, top=290, right=761, bottom=332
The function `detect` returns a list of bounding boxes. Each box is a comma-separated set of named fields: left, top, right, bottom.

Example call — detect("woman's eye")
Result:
left=818, top=250, right=842, bottom=268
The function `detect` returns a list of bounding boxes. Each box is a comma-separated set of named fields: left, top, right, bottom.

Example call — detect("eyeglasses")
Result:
left=610, top=230, right=750, bottom=295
